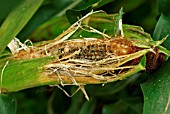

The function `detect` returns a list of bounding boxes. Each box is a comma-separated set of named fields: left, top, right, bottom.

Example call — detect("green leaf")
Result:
left=103, top=97, right=143, bottom=114
left=18, top=0, right=78, bottom=40
left=142, top=1, right=170, bottom=113
left=0, top=94, right=17, bottom=114
left=158, top=0, right=170, bottom=17
left=28, top=12, right=116, bottom=41
left=48, top=88, right=71, bottom=114
left=86, top=73, right=142, bottom=98
left=66, top=9, right=83, bottom=24
left=27, top=16, right=70, bottom=41
left=79, top=98, right=96, bottom=114
left=153, top=14, right=170, bottom=50
left=65, top=0, right=101, bottom=24
left=65, top=86, right=85, bottom=114
left=0, top=0, right=43, bottom=53
left=0, top=57, right=55, bottom=92
left=66, top=7, right=93, bottom=24
left=114, top=7, right=123, bottom=36
left=141, top=59, right=170, bottom=114
left=74, top=0, right=101, bottom=10
left=0, top=0, right=22, bottom=24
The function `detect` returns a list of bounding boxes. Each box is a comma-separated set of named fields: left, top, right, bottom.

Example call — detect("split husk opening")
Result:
left=0, top=10, right=170, bottom=99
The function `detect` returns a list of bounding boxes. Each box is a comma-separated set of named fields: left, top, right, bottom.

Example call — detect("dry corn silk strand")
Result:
left=10, top=11, right=170, bottom=88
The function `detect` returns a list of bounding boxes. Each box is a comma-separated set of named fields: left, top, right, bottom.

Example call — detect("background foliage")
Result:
left=0, top=0, right=169, bottom=114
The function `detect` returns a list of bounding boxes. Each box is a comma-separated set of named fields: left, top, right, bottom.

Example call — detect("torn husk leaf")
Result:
left=1, top=10, right=170, bottom=94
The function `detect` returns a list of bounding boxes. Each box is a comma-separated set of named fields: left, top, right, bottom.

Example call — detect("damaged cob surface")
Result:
left=13, top=34, right=169, bottom=84
left=13, top=10, right=170, bottom=84
left=1, top=10, right=170, bottom=93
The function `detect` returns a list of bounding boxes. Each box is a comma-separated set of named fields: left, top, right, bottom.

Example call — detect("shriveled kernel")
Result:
left=15, top=37, right=141, bottom=62
left=64, top=47, right=70, bottom=53
left=92, top=55, right=95, bottom=60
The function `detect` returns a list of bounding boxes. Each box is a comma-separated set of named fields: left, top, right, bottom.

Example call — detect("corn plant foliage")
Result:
left=0, top=0, right=169, bottom=114
left=0, top=0, right=43, bottom=53
left=141, top=0, right=170, bottom=113
left=0, top=94, right=17, bottom=114
left=0, top=0, right=43, bottom=114
left=141, top=59, right=170, bottom=114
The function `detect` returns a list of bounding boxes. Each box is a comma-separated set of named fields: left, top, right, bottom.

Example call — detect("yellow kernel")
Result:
left=124, top=45, right=129, bottom=48
left=117, top=44, right=120, bottom=48
left=121, top=49, right=127, bottom=53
